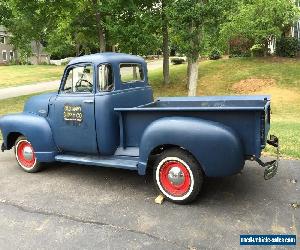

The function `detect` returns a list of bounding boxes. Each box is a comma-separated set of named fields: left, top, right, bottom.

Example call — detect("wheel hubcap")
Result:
left=167, top=166, right=184, bottom=185
left=159, top=160, right=191, bottom=197
left=16, top=140, right=36, bottom=169
left=23, top=146, right=34, bottom=161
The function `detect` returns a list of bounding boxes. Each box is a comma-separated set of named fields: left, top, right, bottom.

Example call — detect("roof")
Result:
left=68, top=52, right=146, bottom=66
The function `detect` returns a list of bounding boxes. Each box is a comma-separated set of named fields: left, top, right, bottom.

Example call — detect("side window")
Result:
left=120, top=63, right=144, bottom=84
left=9, top=51, right=14, bottom=60
left=2, top=50, right=7, bottom=61
left=98, top=64, right=113, bottom=91
left=61, top=64, right=94, bottom=93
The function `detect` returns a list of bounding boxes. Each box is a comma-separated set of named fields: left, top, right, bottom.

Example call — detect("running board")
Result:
left=55, top=154, right=139, bottom=171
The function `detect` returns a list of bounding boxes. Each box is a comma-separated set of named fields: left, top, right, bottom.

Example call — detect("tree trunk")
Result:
left=75, top=43, right=80, bottom=57
left=186, top=57, right=192, bottom=89
left=91, top=0, right=106, bottom=52
left=187, top=57, right=199, bottom=96
left=35, top=40, right=41, bottom=64
left=133, top=65, right=137, bottom=79
left=14, top=50, right=19, bottom=64
left=162, top=0, right=170, bottom=85
left=96, top=14, right=106, bottom=52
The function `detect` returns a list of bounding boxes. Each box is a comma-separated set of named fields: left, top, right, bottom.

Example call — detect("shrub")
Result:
left=39, top=61, right=49, bottom=65
left=229, top=37, right=253, bottom=57
left=209, top=49, right=221, bottom=60
left=171, top=57, right=185, bottom=65
left=276, top=37, right=299, bottom=57
left=250, top=44, right=265, bottom=57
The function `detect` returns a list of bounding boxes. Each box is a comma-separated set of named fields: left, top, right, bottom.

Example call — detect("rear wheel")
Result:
left=14, top=136, right=42, bottom=173
left=153, top=148, right=203, bottom=204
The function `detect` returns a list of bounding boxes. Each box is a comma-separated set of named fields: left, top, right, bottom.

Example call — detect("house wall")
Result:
left=291, top=21, right=300, bottom=40
left=0, top=32, right=16, bottom=64
left=292, top=0, right=300, bottom=41
left=0, top=26, right=50, bottom=65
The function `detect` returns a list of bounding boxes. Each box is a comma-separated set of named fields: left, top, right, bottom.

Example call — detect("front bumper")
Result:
left=255, top=135, right=279, bottom=180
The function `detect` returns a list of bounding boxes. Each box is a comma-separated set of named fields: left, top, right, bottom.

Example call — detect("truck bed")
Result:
left=115, top=95, right=271, bottom=158
left=116, top=95, right=270, bottom=111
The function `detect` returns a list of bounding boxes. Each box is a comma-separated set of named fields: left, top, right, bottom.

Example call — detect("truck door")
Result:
left=51, top=63, right=98, bottom=154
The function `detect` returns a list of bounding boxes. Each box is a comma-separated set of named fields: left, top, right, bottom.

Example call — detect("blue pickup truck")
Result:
left=0, top=53, right=279, bottom=204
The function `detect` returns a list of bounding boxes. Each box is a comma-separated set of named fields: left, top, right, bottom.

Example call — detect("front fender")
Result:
left=0, top=112, right=58, bottom=162
left=138, top=117, right=245, bottom=177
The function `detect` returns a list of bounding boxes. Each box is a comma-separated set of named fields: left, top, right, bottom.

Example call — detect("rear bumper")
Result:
left=255, top=135, right=279, bottom=180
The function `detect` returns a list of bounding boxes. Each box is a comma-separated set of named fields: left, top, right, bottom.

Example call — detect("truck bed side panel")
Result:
left=136, top=116, right=245, bottom=177
left=121, top=110, right=263, bottom=157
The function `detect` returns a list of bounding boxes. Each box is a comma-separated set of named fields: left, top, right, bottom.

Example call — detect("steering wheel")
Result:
left=74, top=79, right=93, bottom=92
left=77, top=79, right=93, bottom=87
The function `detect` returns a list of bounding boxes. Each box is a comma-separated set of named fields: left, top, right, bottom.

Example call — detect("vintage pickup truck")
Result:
left=0, top=53, right=279, bottom=204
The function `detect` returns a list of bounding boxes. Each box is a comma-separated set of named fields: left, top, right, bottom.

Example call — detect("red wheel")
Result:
left=14, top=136, right=42, bottom=173
left=16, top=140, right=36, bottom=169
left=154, top=148, right=203, bottom=204
left=158, top=160, right=192, bottom=197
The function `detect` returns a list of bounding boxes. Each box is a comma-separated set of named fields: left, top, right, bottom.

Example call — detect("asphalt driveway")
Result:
left=0, top=149, right=299, bottom=249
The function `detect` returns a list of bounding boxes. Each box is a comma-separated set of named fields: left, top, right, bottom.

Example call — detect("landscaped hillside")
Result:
left=151, top=57, right=300, bottom=159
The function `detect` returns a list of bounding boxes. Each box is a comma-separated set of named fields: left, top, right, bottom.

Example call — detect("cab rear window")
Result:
left=120, top=63, right=144, bottom=84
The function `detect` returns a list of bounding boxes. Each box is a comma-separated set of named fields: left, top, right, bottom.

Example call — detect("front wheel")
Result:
left=153, top=148, right=203, bottom=204
left=14, top=136, right=43, bottom=173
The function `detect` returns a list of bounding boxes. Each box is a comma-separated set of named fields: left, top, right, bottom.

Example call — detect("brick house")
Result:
left=0, top=25, right=50, bottom=65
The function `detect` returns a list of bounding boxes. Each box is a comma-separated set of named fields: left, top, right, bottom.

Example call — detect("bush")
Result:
left=61, top=60, right=70, bottom=66
left=39, top=61, right=49, bottom=65
left=171, top=57, right=185, bottom=65
left=250, top=44, right=265, bottom=57
left=276, top=37, right=299, bottom=58
left=209, top=49, right=221, bottom=60
left=229, top=37, right=253, bottom=57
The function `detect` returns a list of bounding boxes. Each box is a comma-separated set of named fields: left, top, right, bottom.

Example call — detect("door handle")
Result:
left=83, top=100, right=94, bottom=104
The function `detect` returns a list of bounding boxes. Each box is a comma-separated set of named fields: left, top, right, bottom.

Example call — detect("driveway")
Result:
left=0, top=60, right=164, bottom=100
left=0, top=149, right=299, bottom=249
left=0, top=81, right=60, bottom=100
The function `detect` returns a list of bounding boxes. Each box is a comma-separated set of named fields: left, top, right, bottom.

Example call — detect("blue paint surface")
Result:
left=0, top=53, right=271, bottom=177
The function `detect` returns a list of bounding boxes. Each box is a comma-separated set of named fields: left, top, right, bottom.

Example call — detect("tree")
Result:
left=90, top=0, right=106, bottom=52
left=106, top=0, right=161, bottom=55
left=169, top=0, right=235, bottom=96
left=222, top=0, right=300, bottom=55
left=0, top=0, right=69, bottom=63
left=161, top=0, right=170, bottom=85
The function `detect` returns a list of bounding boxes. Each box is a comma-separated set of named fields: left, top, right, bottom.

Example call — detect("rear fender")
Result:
left=138, top=117, right=245, bottom=177
left=0, top=113, right=58, bottom=162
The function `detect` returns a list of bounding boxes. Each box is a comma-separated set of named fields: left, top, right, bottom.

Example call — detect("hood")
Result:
left=24, top=92, right=57, bottom=117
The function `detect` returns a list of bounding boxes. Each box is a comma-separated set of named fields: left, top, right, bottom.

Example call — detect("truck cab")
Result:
left=0, top=53, right=279, bottom=204
left=49, top=53, right=153, bottom=155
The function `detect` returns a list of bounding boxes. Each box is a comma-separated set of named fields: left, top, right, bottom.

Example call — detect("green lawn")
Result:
left=150, top=57, right=300, bottom=159
left=0, top=57, right=299, bottom=159
left=0, top=65, right=64, bottom=88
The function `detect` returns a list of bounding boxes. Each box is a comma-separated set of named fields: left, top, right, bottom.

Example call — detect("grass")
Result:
left=0, top=57, right=299, bottom=158
left=0, top=94, right=36, bottom=116
left=0, top=65, right=64, bottom=88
